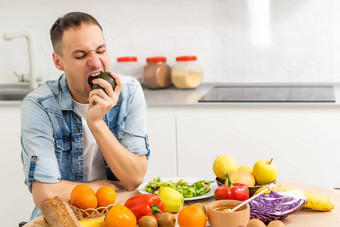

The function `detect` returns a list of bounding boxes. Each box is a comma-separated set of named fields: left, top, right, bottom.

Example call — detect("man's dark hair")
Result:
left=50, top=12, right=103, bottom=55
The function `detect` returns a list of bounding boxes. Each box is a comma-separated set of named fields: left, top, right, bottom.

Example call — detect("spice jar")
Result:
left=143, top=57, right=171, bottom=89
left=112, top=56, right=143, bottom=83
left=171, top=56, right=203, bottom=89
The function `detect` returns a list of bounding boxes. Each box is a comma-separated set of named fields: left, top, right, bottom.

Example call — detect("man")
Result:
left=21, top=12, right=149, bottom=219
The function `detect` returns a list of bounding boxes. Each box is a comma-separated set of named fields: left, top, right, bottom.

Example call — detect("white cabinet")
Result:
left=149, top=105, right=340, bottom=188
left=144, top=109, right=177, bottom=180
left=0, top=106, right=34, bottom=226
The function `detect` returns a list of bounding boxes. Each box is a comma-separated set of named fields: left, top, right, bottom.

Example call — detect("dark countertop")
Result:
left=143, top=82, right=340, bottom=107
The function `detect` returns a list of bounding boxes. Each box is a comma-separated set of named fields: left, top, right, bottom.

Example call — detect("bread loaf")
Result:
left=41, top=196, right=81, bottom=227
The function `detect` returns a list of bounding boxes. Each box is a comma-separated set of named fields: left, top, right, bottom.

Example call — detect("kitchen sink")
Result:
left=0, top=83, right=33, bottom=101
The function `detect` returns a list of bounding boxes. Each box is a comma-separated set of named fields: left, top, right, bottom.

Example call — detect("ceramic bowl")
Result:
left=207, top=200, right=250, bottom=227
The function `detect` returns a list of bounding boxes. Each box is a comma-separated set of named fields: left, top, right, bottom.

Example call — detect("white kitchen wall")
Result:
left=0, top=0, right=339, bottom=84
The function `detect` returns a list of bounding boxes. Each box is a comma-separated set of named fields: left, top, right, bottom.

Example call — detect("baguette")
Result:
left=40, top=196, right=81, bottom=227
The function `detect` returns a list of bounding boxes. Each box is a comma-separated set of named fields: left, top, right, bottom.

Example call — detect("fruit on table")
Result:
left=255, top=184, right=293, bottom=194
left=158, top=187, right=184, bottom=212
left=156, top=212, right=176, bottom=227
left=192, top=203, right=207, bottom=215
left=253, top=158, right=278, bottom=185
left=178, top=205, right=207, bottom=227
left=247, top=218, right=266, bottom=227
left=267, top=220, right=286, bottom=227
left=102, top=204, right=137, bottom=227
left=138, top=215, right=158, bottom=227
left=91, top=72, right=116, bottom=92
left=255, top=184, right=334, bottom=211
left=79, top=218, right=104, bottom=227
left=124, top=194, right=164, bottom=221
left=213, top=155, right=238, bottom=180
left=238, top=165, right=253, bottom=173
left=70, top=184, right=98, bottom=211
left=215, top=173, right=249, bottom=201
left=96, top=186, right=116, bottom=208
left=303, top=190, right=334, bottom=211
left=228, top=171, right=256, bottom=187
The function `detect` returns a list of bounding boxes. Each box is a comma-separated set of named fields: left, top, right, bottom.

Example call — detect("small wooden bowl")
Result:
left=215, top=177, right=276, bottom=197
left=207, top=200, right=250, bottom=227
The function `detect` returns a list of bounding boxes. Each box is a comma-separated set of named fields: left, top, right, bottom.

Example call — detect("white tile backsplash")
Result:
left=0, top=0, right=338, bottom=83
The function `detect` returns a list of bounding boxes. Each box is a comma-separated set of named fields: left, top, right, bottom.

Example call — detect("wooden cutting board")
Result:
left=32, top=215, right=105, bottom=227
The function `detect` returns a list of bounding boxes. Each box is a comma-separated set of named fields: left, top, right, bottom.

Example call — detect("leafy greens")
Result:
left=143, top=177, right=211, bottom=198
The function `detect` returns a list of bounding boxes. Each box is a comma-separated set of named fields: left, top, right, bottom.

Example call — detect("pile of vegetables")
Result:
left=249, top=190, right=307, bottom=224
left=143, top=177, right=211, bottom=198
left=124, top=194, right=177, bottom=226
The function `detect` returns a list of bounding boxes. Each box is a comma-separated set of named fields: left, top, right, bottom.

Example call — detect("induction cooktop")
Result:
left=198, top=85, right=336, bottom=102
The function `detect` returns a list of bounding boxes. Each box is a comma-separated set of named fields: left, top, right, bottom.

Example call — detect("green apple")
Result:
left=253, top=159, right=278, bottom=185
left=158, top=187, right=184, bottom=212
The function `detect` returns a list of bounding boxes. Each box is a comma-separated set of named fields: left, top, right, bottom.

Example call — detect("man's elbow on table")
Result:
left=31, top=180, right=74, bottom=209
left=123, top=175, right=145, bottom=191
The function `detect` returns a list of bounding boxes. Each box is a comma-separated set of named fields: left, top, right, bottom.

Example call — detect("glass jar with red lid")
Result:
left=143, top=56, right=171, bottom=89
left=112, top=56, right=143, bottom=83
left=171, top=56, right=203, bottom=89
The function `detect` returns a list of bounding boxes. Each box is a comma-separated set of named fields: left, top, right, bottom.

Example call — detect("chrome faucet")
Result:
left=3, top=32, right=38, bottom=89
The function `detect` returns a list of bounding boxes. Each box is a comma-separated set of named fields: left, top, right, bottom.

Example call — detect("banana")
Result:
left=303, top=190, right=334, bottom=211
left=79, top=218, right=104, bottom=227
left=255, top=184, right=293, bottom=194
left=255, top=184, right=334, bottom=211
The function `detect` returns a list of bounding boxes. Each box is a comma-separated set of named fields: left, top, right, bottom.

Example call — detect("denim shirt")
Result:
left=21, top=74, right=150, bottom=219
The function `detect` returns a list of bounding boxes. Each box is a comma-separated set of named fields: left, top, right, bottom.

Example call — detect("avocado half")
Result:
left=92, top=72, right=116, bottom=92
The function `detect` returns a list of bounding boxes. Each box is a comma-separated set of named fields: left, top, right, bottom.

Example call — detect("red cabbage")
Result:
left=249, top=190, right=307, bottom=224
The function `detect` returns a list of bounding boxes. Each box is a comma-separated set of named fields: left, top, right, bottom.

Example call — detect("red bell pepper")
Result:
left=124, top=194, right=164, bottom=221
left=214, top=173, right=249, bottom=201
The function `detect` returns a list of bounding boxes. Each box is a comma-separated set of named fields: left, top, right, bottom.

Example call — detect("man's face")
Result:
left=53, top=23, right=110, bottom=103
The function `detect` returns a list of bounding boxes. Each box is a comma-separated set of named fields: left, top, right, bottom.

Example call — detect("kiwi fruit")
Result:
left=91, top=72, right=116, bottom=92
left=138, top=216, right=158, bottom=227
left=156, top=212, right=176, bottom=227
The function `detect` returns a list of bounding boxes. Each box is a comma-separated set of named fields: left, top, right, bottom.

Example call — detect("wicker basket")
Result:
left=69, top=202, right=115, bottom=219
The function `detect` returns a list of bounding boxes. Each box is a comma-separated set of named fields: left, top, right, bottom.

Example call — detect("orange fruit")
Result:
left=103, top=204, right=136, bottom=227
left=96, top=186, right=116, bottom=208
left=178, top=205, right=206, bottom=227
left=70, top=184, right=98, bottom=210
left=70, top=184, right=93, bottom=198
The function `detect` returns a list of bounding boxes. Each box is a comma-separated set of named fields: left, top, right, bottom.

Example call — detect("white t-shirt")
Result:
left=73, top=100, right=106, bottom=181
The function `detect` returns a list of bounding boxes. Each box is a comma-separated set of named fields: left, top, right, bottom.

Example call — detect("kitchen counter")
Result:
left=2, top=82, right=340, bottom=106
left=24, top=182, right=340, bottom=227
left=143, top=82, right=340, bottom=106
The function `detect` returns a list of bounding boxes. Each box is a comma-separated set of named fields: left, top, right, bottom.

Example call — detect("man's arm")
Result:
left=87, top=74, right=148, bottom=190
left=32, top=180, right=122, bottom=209
left=89, top=121, right=148, bottom=190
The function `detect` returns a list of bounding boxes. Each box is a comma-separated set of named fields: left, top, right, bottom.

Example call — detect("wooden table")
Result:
left=24, top=183, right=340, bottom=227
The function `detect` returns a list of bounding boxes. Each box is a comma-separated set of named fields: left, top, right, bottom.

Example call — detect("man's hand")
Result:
left=87, top=72, right=123, bottom=126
